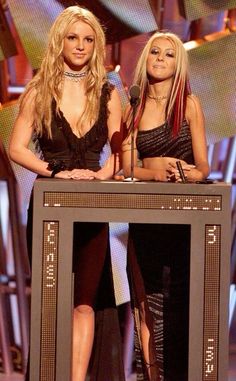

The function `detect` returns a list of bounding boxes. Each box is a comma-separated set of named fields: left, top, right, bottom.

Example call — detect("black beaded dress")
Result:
left=27, top=82, right=125, bottom=381
left=128, top=120, right=194, bottom=381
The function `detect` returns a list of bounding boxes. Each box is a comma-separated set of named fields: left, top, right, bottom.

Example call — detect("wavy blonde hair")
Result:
left=20, top=5, right=106, bottom=137
left=126, top=31, right=191, bottom=135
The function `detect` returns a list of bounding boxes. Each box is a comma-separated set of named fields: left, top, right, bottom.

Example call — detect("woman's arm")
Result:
left=9, top=90, right=53, bottom=177
left=183, top=94, right=210, bottom=182
left=95, top=87, right=123, bottom=180
left=9, top=91, right=85, bottom=179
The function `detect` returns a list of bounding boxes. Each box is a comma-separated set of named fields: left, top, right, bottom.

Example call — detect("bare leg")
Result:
left=140, top=302, right=159, bottom=381
left=72, top=304, right=95, bottom=381
left=140, top=319, right=152, bottom=380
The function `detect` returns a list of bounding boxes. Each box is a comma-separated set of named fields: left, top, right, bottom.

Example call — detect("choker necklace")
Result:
left=63, top=70, right=87, bottom=82
left=148, top=94, right=168, bottom=102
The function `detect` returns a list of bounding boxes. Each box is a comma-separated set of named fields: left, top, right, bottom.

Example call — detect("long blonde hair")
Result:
left=127, top=31, right=191, bottom=135
left=20, top=5, right=107, bottom=138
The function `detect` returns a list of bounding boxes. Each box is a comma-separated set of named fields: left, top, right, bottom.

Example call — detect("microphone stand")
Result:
left=124, top=96, right=140, bottom=182
left=131, top=97, right=138, bottom=181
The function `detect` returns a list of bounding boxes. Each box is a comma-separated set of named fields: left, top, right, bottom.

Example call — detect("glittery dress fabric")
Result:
left=26, top=82, right=125, bottom=381
left=128, top=120, right=193, bottom=381
left=136, top=119, right=194, bottom=162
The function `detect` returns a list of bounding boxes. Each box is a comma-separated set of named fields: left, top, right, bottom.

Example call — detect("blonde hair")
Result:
left=20, top=5, right=106, bottom=137
left=127, top=31, right=191, bottom=135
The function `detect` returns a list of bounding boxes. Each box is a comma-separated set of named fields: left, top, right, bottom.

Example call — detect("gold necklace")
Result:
left=63, top=70, right=87, bottom=82
left=147, top=94, right=168, bottom=102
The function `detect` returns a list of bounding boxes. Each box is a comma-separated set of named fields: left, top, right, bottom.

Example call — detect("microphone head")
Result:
left=129, top=84, right=140, bottom=99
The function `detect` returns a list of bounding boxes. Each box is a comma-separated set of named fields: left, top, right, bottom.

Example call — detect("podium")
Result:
left=30, top=179, right=231, bottom=381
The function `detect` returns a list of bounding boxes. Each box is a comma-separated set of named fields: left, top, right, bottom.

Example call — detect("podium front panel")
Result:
left=30, top=180, right=231, bottom=381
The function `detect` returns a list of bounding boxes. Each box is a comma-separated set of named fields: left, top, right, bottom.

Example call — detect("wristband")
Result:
left=47, top=159, right=66, bottom=178
left=50, top=168, right=61, bottom=178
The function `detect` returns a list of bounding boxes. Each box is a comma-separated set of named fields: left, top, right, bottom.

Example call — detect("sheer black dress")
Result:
left=128, top=120, right=194, bottom=381
left=27, top=82, right=125, bottom=381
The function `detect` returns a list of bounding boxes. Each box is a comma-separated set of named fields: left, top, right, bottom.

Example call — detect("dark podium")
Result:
left=30, top=179, right=231, bottom=381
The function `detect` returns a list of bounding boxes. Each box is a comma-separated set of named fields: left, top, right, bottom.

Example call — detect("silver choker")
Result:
left=63, top=70, right=87, bottom=82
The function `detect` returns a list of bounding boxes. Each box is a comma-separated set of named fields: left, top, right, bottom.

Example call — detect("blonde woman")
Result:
left=122, top=32, right=209, bottom=380
left=9, top=6, right=123, bottom=381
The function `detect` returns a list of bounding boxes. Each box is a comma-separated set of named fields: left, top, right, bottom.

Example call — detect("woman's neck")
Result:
left=63, top=63, right=88, bottom=73
left=148, top=79, right=172, bottom=99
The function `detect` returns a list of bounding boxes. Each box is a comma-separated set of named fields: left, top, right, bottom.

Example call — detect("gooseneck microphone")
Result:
left=124, top=84, right=141, bottom=182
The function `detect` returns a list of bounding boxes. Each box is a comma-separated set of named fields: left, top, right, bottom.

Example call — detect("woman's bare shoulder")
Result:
left=187, top=93, right=202, bottom=108
left=186, top=93, right=204, bottom=122
left=20, top=87, right=37, bottom=109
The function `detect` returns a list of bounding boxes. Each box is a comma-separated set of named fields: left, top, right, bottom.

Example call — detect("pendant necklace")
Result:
left=63, top=70, right=87, bottom=82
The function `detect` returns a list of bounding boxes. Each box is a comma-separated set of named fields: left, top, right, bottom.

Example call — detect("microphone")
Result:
left=129, top=84, right=140, bottom=106
left=176, top=161, right=187, bottom=183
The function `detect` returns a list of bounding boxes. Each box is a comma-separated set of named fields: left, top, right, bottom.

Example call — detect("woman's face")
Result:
left=146, top=37, right=176, bottom=82
left=63, top=20, right=95, bottom=71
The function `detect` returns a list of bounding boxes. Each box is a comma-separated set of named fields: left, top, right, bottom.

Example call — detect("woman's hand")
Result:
left=143, top=157, right=188, bottom=182
left=168, top=162, right=205, bottom=182
left=55, top=169, right=95, bottom=180
left=53, top=170, right=72, bottom=179
left=93, top=170, right=110, bottom=181
left=179, top=165, right=205, bottom=182
left=70, top=169, right=95, bottom=180
left=153, top=168, right=171, bottom=182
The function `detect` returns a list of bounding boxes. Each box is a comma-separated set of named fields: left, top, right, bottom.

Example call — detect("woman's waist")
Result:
left=44, top=155, right=101, bottom=171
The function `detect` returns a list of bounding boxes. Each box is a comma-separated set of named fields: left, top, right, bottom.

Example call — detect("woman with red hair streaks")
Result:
left=122, top=31, right=209, bottom=380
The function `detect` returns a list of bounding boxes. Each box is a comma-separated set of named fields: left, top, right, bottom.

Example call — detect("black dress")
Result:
left=128, top=120, right=194, bottom=381
left=27, top=82, right=125, bottom=381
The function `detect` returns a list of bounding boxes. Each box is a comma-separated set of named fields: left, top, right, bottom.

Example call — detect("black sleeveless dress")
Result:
left=27, top=82, right=125, bottom=381
left=128, top=120, right=193, bottom=381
